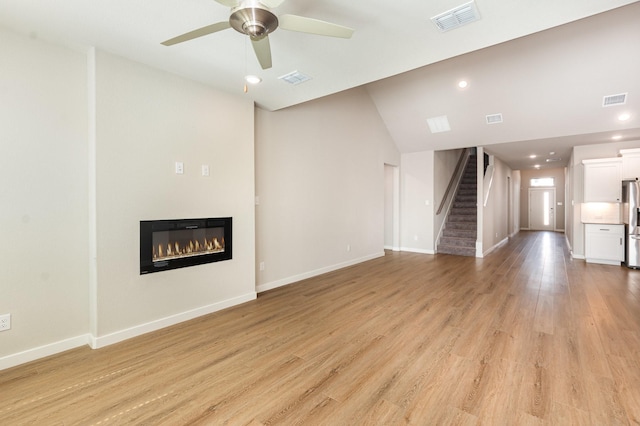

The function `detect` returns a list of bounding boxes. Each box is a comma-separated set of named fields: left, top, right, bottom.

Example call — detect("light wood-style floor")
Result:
left=2, top=231, right=640, bottom=425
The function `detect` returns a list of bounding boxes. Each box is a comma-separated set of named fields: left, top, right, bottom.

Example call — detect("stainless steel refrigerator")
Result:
left=622, top=179, right=640, bottom=268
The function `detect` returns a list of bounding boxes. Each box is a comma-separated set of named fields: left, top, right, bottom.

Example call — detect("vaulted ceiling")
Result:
left=1, top=0, right=639, bottom=169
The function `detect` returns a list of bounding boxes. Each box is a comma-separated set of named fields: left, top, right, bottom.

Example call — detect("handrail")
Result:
left=436, top=148, right=469, bottom=215
left=483, top=164, right=495, bottom=207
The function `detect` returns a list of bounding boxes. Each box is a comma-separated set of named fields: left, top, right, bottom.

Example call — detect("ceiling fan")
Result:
left=161, top=0, right=354, bottom=70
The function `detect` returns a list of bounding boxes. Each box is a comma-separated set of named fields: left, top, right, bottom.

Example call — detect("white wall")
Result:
left=0, top=29, right=89, bottom=360
left=481, top=155, right=514, bottom=255
left=92, top=51, right=256, bottom=342
left=400, top=150, right=435, bottom=253
left=0, top=29, right=257, bottom=368
left=254, top=87, right=399, bottom=292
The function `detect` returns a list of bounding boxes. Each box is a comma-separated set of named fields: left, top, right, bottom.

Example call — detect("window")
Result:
left=530, top=177, right=554, bottom=187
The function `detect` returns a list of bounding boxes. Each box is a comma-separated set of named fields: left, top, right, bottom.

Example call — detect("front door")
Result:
left=529, top=188, right=555, bottom=231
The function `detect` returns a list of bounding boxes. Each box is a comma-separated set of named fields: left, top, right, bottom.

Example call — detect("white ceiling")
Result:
left=1, top=0, right=639, bottom=170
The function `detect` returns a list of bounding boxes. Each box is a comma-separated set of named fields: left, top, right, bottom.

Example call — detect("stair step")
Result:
left=456, top=195, right=477, bottom=202
left=448, top=214, right=476, bottom=223
left=453, top=201, right=476, bottom=208
left=443, top=228, right=476, bottom=238
left=446, top=221, right=477, bottom=230
left=449, top=207, right=476, bottom=215
left=439, top=236, right=475, bottom=248
left=437, top=245, right=476, bottom=257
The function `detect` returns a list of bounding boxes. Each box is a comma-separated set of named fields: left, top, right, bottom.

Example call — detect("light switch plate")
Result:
left=175, top=162, right=184, bottom=174
left=202, top=165, right=210, bottom=176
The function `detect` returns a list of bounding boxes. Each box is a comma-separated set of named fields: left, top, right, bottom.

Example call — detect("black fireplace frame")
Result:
left=140, top=217, right=232, bottom=274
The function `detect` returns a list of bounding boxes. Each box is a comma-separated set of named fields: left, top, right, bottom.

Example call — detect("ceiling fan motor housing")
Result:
left=230, top=5, right=279, bottom=40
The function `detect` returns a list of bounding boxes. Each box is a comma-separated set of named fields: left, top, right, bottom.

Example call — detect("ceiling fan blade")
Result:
left=161, top=21, right=231, bottom=46
left=259, top=0, right=286, bottom=8
left=214, top=0, right=239, bottom=7
left=279, top=14, right=354, bottom=39
left=251, top=36, right=273, bottom=69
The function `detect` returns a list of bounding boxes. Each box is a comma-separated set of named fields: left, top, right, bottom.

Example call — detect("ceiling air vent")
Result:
left=485, top=113, right=503, bottom=124
left=603, top=93, right=627, bottom=107
left=546, top=157, right=562, bottom=163
left=431, top=1, right=481, bottom=32
left=279, top=70, right=311, bottom=85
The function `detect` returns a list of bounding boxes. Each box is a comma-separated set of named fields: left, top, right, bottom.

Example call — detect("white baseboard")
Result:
left=0, top=334, right=92, bottom=371
left=90, top=292, right=257, bottom=349
left=399, top=247, right=435, bottom=255
left=484, top=237, right=509, bottom=257
left=257, top=252, right=385, bottom=293
left=383, top=245, right=401, bottom=251
left=0, top=292, right=257, bottom=371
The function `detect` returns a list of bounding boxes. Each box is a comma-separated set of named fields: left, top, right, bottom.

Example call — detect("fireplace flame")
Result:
left=153, top=236, right=225, bottom=262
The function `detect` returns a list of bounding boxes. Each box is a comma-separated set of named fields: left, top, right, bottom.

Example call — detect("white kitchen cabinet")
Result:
left=583, top=158, right=622, bottom=202
left=585, top=223, right=624, bottom=265
left=620, top=148, right=640, bottom=180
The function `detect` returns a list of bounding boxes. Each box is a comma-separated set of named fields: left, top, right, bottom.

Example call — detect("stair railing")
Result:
left=436, top=148, right=470, bottom=215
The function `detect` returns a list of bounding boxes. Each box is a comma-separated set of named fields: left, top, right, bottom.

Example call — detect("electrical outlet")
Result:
left=259, top=262, right=265, bottom=271
left=0, top=314, right=11, bottom=331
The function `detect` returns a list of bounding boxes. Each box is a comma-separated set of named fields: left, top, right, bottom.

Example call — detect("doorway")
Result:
left=529, top=187, right=556, bottom=231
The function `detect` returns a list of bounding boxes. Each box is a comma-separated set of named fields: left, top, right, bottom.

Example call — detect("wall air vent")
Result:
left=279, top=70, right=311, bottom=85
left=485, top=113, right=503, bottom=124
left=431, top=1, right=481, bottom=32
left=603, top=93, right=627, bottom=107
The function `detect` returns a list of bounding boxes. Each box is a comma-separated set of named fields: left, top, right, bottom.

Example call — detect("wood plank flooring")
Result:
left=2, top=231, right=640, bottom=425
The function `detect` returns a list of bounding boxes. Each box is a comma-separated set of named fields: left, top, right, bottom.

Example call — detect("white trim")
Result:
left=520, top=227, right=531, bottom=230
left=399, top=247, right=436, bottom=255
left=90, top=292, right=256, bottom=349
left=384, top=245, right=401, bottom=251
left=483, top=237, right=509, bottom=257
left=0, top=334, right=92, bottom=371
left=257, top=252, right=385, bottom=293
left=475, top=240, right=483, bottom=258
left=586, top=259, right=621, bottom=266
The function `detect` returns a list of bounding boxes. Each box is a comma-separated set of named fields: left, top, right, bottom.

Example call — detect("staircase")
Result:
left=437, top=155, right=477, bottom=256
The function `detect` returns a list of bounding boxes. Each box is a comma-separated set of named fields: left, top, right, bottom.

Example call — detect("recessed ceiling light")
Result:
left=245, top=75, right=262, bottom=85
left=529, top=155, right=537, bottom=159
left=549, top=151, right=555, bottom=155
left=612, top=135, right=623, bottom=140
left=618, top=113, right=631, bottom=121
left=534, top=164, right=541, bottom=169
left=458, top=80, right=468, bottom=89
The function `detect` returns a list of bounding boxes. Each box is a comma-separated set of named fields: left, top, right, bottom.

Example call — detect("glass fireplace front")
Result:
left=140, top=217, right=232, bottom=274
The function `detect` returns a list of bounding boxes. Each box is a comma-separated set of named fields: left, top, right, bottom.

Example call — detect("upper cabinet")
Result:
left=583, top=158, right=622, bottom=202
left=621, top=148, right=640, bottom=180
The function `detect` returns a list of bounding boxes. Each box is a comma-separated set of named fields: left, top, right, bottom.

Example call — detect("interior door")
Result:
left=529, top=188, right=555, bottom=231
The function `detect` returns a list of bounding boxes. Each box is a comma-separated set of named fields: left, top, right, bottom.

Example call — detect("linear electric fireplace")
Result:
left=140, top=217, right=232, bottom=274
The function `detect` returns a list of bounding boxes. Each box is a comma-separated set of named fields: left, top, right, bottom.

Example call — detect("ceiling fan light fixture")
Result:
left=245, top=75, right=262, bottom=84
